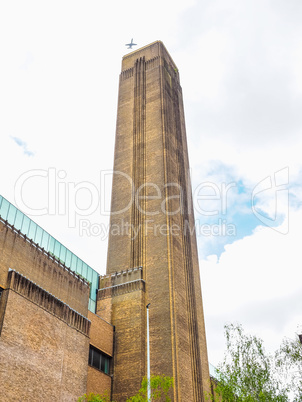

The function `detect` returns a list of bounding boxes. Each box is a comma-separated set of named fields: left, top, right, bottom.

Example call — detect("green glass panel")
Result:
left=7, top=204, right=17, bottom=225
left=70, top=254, right=78, bottom=271
left=81, top=263, right=88, bottom=278
left=65, top=250, right=72, bottom=267
left=14, top=210, right=24, bottom=231
left=59, top=246, right=67, bottom=263
left=48, top=236, right=55, bottom=254
left=86, top=268, right=93, bottom=298
left=28, top=221, right=37, bottom=240
left=21, top=215, right=30, bottom=235
left=35, top=226, right=43, bottom=246
left=0, top=198, right=9, bottom=220
left=76, top=259, right=83, bottom=276
left=88, top=299, right=96, bottom=313
left=41, top=231, right=50, bottom=250
left=54, top=240, right=61, bottom=260
left=91, top=271, right=98, bottom=301
left=86, top=267, right=92, bottom=283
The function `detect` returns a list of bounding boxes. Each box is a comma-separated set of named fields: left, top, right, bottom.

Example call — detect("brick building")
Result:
left=0, top=41, right=212, bottom=401
left=0, top=197, right=113, bottom=400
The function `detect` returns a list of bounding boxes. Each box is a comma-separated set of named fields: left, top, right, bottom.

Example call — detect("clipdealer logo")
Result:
left=14, top=167, right=289, bottom=237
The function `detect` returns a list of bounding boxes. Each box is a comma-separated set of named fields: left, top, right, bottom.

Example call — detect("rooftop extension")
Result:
left=0, top=194, right=99, bottom=312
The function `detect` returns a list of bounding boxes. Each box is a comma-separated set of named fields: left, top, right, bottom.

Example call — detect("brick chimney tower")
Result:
left=98, top=41, right=210, bottom=401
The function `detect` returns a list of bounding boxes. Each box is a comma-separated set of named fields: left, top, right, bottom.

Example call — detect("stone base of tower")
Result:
left=97, top=267, right=146, bottom=401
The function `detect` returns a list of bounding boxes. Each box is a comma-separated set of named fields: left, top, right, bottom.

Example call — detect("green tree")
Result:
left=126, top=375, right=174, bottom=402
left=206, top=323, right=289, bottom=402
left=276, top=334, right=302, bottom=402
left=78, top=391, right=110, bottom=402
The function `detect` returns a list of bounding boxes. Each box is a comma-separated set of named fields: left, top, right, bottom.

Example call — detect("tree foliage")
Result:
left=126, top=375, right=174, bottom=402
left=78, top=391, right=110, bottom=402
left=78, top=375, right=173, bottom=402
left=276, top=334, right=302, bottom=402
left=206, top=323, right=289, bottom=402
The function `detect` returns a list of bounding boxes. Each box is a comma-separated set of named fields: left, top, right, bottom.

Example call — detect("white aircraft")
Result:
left=125, top=38, right=137, bottom=49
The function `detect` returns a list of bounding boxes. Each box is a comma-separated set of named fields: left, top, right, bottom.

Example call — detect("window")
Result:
left=88, top=345, right=110, bottom=375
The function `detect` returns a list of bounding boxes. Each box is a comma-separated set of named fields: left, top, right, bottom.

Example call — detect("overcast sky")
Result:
left=1, top=0, right=302, bottom=368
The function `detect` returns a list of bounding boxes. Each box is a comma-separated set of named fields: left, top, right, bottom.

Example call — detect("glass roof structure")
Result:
left=0, top=194, right=98, bottom=313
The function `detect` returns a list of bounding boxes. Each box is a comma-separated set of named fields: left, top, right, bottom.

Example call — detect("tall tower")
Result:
left=97, top=41, right=210, bottom=401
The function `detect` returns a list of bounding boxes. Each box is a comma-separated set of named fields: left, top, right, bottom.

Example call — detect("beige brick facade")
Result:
left=0, top=220, right=89, bottom=316
left=98, top=268, right=146, bottom=399
left=87, top=311, right=114, bottom=397
left=0, top=271, right=90, bottom=401
left=0, top=219, right=113, bottom=400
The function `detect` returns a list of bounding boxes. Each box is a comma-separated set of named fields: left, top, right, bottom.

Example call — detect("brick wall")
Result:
left=0, top=274, right=90, bottom=401
left=0, top=220, right=90, bottom=316
left=88, top=310, right=113, bottom=357
left=87, top=311, right=113, bottom=397
left=0, top=219, right=115, bottom=401
left=98, top=268, right=146, bottom=401
left=87, top=366, right=112, bottom=398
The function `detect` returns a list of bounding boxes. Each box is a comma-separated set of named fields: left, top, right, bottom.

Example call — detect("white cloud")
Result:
left=11, top=136, right=35, bottom=157
left=201, top=207, right=302, bottom=365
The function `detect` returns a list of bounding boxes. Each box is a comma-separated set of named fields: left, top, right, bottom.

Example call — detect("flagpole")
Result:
left=146, top=303, right=151, bottom=401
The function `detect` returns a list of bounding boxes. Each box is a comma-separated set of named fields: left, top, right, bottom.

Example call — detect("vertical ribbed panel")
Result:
left=172, top=81, right=203, bottom=401
left=131, top=57, right=146, bottom=269
left=160, top=60, right=206, bottom=400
